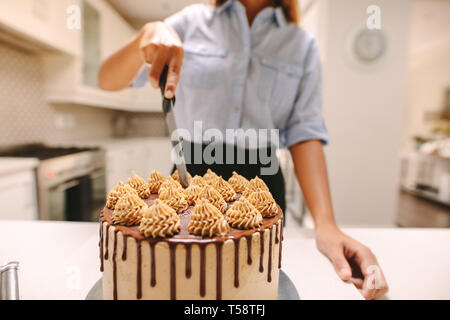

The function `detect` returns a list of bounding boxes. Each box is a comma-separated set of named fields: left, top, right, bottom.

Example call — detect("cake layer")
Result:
left=100, top=195, right=283, bottom=300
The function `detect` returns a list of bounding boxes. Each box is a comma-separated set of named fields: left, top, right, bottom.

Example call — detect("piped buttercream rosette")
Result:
left=227, top=171, right=249, bottom=193
left=213, top=176, right=237, bottom=202
left=184, top=184, right=202, bottom=205
left=226, top=197, right=263, bottom=229
left=242, top=176, right=270, bottom=198
left=203, top=168, right=219, bottom=184
left=112, top=186, right=147, bottom=226
left=171, top=169, right=192, bottom=184
left=159, top=185, right=189, bottom=213
left=188, top=199, right=229, bottom=237
left=138, top=199, right=180, bottom=238
left=191, top=175, right=207, bottom=188
left=106, top=180, right=134, bottom=209
left=147, top=170, right=166, bottom=194
left=198, top=185, right=228, bottom=214
left=158, top=177, right=183, bottom=194
left=126, top=171, right=151, bottom=199
left=246, top=189, right=278, bottom=218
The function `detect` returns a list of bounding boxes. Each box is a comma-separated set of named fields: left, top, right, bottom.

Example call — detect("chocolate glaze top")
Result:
left=101, top=194, right=283, bottom=244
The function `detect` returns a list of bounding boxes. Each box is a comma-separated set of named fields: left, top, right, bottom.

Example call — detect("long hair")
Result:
left=214, top=0, right=299, bottom=24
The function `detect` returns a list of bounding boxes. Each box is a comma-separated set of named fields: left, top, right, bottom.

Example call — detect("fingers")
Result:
left=353, top=247, right=389, bottom=300
left=328, top=249, right=352, bottom=282
left=143, top=44, right=183, bottom=95
left=147, top=48, right=168, bottom=88
left=138, top=22, right=183, bottom=95
left=165, top=50, right=183, bottom=98
left=349, top=277, right=364, bottom=289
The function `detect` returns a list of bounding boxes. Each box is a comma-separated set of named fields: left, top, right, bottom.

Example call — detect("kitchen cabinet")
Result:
left=0, top=0, right=81, bottom=56
left=39, top=0, right=161, bottom=112
left=103, top=138, right=173, bottom=192
left=0, top=0, right=161, bottom=111
left=0, top=159, right=39, bottom=220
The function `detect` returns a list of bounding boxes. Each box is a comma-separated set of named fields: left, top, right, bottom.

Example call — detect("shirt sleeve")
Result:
left=284, top=39, right=329, bottom=147
left=132, top=6, right=192, bottom=88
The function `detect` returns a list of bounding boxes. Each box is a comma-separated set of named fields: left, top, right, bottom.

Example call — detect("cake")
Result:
left=99, top=170, right=283, bottom=300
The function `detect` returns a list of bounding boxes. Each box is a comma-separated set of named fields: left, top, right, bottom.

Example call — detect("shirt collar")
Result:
left=214, top=0, right=287, bottom=28
left=273, top=6, right=287, bottom=27
left=215, top=0, right=234, bottom=14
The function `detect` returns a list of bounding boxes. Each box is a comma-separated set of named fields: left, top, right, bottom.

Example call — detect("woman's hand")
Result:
left=98, top=21, right=183, bottom=93
left=138, top=22, right=184, bottom=98
left=315, top=223, right=389, bottom=300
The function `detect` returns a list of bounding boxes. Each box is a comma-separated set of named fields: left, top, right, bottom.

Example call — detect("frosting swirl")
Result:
left=147, top=170, right=166, bottom=194
left=106, top=181, right=132, bottom=209
left=184, top=184, right=202, bottom=205
left=159, top=185, right=189, bottom=213
left=203, top=169, right=219, bottom=184
left=158, top=177, right=182, bottom=194
left=226, top=197, right=263, bottom=229
left=112, top=189, right=147, bottom=226
left=242, top=176, right=269, bottom=198
left=138, top=200, right=180, bottom=238
left=213, top=176, right=237, bottom=202
left=171, top=169, right=192, bottom=184
left=191, top=175, right=207, bottom=187
left=247, top=189, right=278, bottom=218
left=188, top=199, right=230, bottom=237
left=126, top=171, right=151, bottom=199
left=227, top=171, right=249, bottom=193
left=198, top=185, right=228, bottom=214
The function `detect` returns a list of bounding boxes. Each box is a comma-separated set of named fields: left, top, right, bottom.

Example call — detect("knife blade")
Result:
left=159, top=65, right=190, bottom=188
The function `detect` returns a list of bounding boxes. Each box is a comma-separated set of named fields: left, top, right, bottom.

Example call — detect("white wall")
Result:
left=302, top=0, right=412, bottom=226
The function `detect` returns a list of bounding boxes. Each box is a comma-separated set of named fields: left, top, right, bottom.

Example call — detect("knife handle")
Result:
left=159, top=65, right=175, bottom=113
left=159, top=65, right=168, bottom=95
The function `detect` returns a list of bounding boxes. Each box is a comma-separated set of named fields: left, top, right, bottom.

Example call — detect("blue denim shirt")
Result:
left=133, top=0, right=328, bottom=148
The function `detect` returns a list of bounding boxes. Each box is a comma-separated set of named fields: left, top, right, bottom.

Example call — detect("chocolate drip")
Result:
left=233, top=238, right=240, bottom=288
left=122, top=235, right=127, bottom=260
left=112, top=230, right=118, bottom=300
left=169, top=243, right=177, bottom=300
left=149, top=241, right=156, bottom=287
left=215, top=242, right=223, bottom=300
left=199, top=244, right=206, bottom=297
left=259, top=230, right=265, bottom=273
left=99, top=222, right=104, bottom=272
left=245, top=235, right=252, bottom=265
left=104, top=224, right=110, bottom=260
left=185, top=244, right=192, bottom=279
left=268, top=227, right=273, bottom=283
left=278, top=223, right=283, bottom=269
left=136, top=240, right=142, bottom=299
left=275, top=223, right=279, bottom=244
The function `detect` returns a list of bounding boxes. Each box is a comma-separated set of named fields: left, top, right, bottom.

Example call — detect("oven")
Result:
left=0, top=144, right=106, bottom=222
left=45, top=167, right=105, bottom=221
left=37, top=149, right=106, bottom=221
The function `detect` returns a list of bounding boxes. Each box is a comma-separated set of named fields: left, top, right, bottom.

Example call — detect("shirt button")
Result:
left=234, top=106, right=239, bottom=112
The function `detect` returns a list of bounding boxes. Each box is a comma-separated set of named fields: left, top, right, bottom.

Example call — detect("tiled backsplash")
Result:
left=0, top=42, right=165, bottom=147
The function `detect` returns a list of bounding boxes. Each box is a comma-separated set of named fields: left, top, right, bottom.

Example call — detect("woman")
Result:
left=98, top=0, right=388, bottom=299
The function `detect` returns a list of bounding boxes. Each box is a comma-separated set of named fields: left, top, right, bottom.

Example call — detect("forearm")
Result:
left=288, top=140, right=336, bottom=229
left=98, top=23, right=155, bottom=91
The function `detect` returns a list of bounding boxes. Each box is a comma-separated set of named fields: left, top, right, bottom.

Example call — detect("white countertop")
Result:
left=0, top=158, right=39, bottom=177
left=0, top=220, right=449, bottom=300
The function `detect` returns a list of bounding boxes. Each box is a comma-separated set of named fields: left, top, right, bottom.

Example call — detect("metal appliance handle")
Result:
left=54, top=179, right=80, bottom=192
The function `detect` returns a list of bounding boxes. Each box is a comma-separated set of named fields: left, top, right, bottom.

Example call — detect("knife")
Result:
left=159, top=65, right=190, bottom=188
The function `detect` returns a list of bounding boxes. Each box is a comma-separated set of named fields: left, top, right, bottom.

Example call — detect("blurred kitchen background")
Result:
left=0, top=0, right=448, bottom=228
